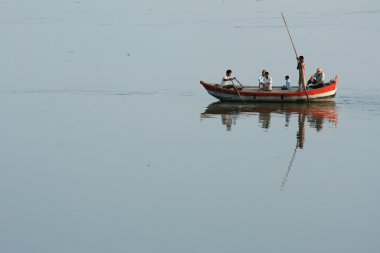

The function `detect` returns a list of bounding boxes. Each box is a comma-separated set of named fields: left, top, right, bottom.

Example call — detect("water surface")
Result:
left=1, top=1, right=380, bottom=252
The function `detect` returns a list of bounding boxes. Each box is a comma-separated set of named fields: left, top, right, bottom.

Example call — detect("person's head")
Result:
left=299, top=55, right=304, bottom=61
left=261, top=69, right=267, bottom=76
left=317, top=68, right=323, bottom=74
left=226, top=69, right=232, bottom=76
left=285, top=75, right=289, bottom=80
left=264, top=71, right=269, bottom=77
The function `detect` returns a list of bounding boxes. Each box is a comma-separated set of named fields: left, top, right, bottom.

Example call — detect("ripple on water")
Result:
left=5, top=90, right=158, bottom=96
left=338, top=88, right=380, bottom=118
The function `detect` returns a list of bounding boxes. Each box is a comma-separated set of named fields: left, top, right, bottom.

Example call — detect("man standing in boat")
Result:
left=297, top=56, right=306, bottom=91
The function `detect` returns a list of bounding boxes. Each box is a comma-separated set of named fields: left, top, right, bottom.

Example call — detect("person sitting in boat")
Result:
left=307, top=68, right=325, bottom=89
left=262, top=71, right=272, bottom=91
left=220, top=69, right=241, bottom=90
left=281, top=75, right=291, bottom=90
left=258, top=69, right=266, bottom=89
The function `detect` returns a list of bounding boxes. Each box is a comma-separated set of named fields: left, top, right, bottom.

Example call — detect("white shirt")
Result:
left=258, top=75, right=264, bottom=84
left=221, top=75, right=235, bottom=87
left=314, top=72, right=325, bottom=83
left=285, top=79, right=291, bottom=89
left=262, top=76, right=272, bottom=90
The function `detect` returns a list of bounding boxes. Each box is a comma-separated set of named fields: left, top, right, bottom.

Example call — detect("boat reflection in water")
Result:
left=201, top=102, right=338, bottom=188
left=201, top=102, right=337, bottom=132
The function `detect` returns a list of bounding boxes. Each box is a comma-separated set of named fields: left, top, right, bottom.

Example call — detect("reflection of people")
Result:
left=259, top=111, right=271, bottom=129
left=285, top=110, right=291, bottom=127
left=297, top=56, right=306, bottom=92
left=297, top=112, right=306, bottom=149
left=201, top=102, right=337, bottom=134
left=221, top=113, right=237, bottom=131
left=220, top=69, right=238, bottom=89
left=307, top=68, right=325, bottom=89
left=309, top=114, right=324, bottom=132
left=282, top=75, right=291, bottom=90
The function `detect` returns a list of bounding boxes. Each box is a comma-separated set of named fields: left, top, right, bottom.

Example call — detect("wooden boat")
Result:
left=200, top=76, right=338, bottom=102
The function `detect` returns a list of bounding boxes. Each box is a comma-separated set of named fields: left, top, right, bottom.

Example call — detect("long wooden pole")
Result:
left=281, top=12, right=309, bottom=103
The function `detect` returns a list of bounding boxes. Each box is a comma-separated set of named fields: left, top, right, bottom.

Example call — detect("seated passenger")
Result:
left=262, top=71, right=272, bottom=91
left=281, top=75, right=291, bottom=90
left=258, top=69, right=266, bottom=89
left=307, top=68, right=325, bottom=89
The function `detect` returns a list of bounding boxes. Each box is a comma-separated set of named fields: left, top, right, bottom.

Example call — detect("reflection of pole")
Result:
left=281, top=110, right=307, bottom=190
left=281, top=141, right=298, bottom=190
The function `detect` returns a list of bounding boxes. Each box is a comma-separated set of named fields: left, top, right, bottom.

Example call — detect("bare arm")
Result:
left=223, top=76, right=235, bottom=81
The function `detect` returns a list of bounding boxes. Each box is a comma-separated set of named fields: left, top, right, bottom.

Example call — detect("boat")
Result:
left=200, top=76, right=338, bottom=103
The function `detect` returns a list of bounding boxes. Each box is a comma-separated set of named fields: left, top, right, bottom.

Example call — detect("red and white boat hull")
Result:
left=200, top=76, right=338, bottom=102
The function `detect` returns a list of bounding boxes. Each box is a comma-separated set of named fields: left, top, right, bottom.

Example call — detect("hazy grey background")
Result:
left=1, top=1, right=380, bottom=253
left=1, top=0, right=380, bottom=91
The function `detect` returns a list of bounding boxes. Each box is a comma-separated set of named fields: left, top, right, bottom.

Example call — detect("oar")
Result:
left=234, top=78, right=244, bottom=88
left=231, top=79, right=245, bottom=104
left=281, top=12, right=310, bottom=103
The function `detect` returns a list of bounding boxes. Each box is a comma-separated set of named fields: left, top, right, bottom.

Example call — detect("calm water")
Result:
left=1, top=1, right=380, bottom=253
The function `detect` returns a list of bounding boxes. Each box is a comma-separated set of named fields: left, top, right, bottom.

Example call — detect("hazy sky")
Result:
left=1, top=0, right=379, bottom=90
